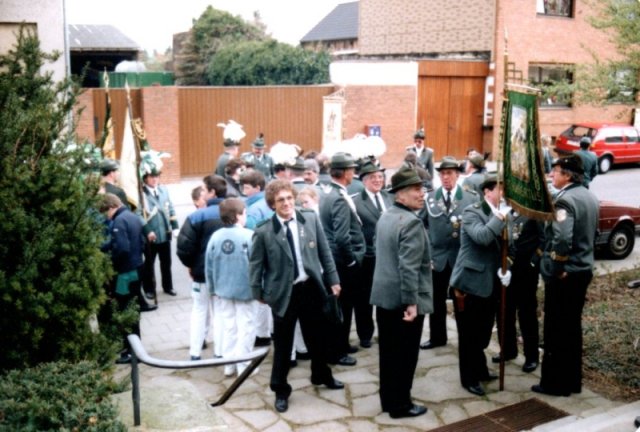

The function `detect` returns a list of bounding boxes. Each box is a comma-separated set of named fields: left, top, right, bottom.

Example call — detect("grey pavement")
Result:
left=109, top=178, right=640, bottom=431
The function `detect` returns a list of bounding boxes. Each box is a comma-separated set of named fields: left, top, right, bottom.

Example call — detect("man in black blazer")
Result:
left=319, top=152, right=366, bottom=366
left=352, top=160, right=393, bottom=348
left=250, top=180, right=343, bottom=413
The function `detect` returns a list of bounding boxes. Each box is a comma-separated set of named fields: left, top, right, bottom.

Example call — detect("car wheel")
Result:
left=598, top=156, right=612, bottom=174
left=606, top=224, right=635, bottom=259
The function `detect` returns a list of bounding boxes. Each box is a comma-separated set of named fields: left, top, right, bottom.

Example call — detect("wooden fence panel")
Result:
left=178, top=85, right=336, bottom=176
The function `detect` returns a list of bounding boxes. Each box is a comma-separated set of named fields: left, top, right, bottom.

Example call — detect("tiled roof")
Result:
left=68, top=24, right=140, bottom=51
left=300, top=1, right=358, bottom=43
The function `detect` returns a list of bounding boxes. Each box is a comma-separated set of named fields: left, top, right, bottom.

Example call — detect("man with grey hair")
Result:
left=303, top=158, right=320, bottom=186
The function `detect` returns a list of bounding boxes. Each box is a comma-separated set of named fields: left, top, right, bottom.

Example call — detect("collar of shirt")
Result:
left=276, top=213, right=297, bottom=228
left=442, top=185, right=458, bottom=198
left=365, top=189, right=385, bottom=211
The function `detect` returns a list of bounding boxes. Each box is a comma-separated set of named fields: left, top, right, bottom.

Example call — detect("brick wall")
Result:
left=74, top=90, right=95, bottom=141
left=492, top=0, right=630, bottom=148
left=359, top=0, right=495, bottom=55
left=141, top=86, right=181, bottom=184
left=343, top=85, right=416, bottom=169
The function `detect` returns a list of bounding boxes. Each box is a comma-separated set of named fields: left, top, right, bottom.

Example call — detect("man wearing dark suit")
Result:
left=370, top=168, right=433, bottom=419
left=352, top=160, right=393, bottom=349
left=405, top=128, right=434, bottom=189
left=319, top=152, right=366, bottom=366
left=533, top=154, right=599, bottom=397
left=449, top=174, right=511, bottom=396
left=250, top=180, right=343, bottom=413
left=420, top=156, right=479, bottom=350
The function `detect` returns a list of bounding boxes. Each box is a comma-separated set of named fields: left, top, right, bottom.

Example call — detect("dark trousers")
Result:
left=142, top=240, right=173, bottom=295
left=354, top=255, right=375, bottom=343
left=497, top=262, right=540, bottom=362
left=453, top=289, right=496, bottom=387
left=270, top=280, right=333, bottom=399
left=377, top=307, right=424, bottom=413
left=428, top=265, right=452, bottom=345
left=540, top=270, right=592, bottom=394
left=328, top=262, right=360, bottom=360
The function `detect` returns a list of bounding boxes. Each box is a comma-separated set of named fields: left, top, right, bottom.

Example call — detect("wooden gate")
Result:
left=417, top=61, right=489, bottom=160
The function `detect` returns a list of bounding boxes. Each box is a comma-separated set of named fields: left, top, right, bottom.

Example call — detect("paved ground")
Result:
left=109, top=178, right=640, bottom=431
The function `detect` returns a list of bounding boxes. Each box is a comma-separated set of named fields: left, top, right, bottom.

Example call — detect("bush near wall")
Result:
left=0, top=361, right=127, bottom=431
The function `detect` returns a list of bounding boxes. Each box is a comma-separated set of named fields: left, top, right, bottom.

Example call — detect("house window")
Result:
left=528, top=64, right=573, bottom=107
left=607, top=67, right=636, bottom=103
left=536, top=0, right=573, bottom=17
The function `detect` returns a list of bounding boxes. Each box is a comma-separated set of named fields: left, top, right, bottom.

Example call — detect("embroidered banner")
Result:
left=499, top=88, right=554, bottom=220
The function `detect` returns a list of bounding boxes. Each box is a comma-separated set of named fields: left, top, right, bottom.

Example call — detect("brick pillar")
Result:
left=141, top=86, right=181, bottom=184
left=75, top=89, right=96, bottom=144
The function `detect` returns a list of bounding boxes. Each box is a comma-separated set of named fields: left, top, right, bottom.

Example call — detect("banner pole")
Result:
left=499, top=28, right=509, bottom=392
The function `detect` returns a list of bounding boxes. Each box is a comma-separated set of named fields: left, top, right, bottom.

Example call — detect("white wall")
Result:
left=0, top=0, right=67, bottom=82
left=330, top=60, right=418, bottom=86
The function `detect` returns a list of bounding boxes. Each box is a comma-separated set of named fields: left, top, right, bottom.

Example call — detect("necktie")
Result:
left=284, top=220, right=299, bottom=280
left=445, top=191, right=451, bottom=212
left=374, top=193, right=383, bottom=214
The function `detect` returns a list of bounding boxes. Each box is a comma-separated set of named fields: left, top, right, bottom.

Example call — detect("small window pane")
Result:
left=528, top=64, right=573, bottom=108
left=537, top=0, right=573, bottom=17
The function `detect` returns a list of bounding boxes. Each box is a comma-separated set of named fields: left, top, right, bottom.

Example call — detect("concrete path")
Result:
left=109, top=178, right=639, bottom=431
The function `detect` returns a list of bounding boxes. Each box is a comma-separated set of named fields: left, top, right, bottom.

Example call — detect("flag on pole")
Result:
left=119, top=91, right=140, bottom=210
left=98, top=70, right=116, bottom=159
left=499, top=86, right=554, bottom=220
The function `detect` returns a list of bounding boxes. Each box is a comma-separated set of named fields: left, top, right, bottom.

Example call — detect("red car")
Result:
left=554, top=122, right=640, bottom=173
left=597, top=200, right=640, bottom=259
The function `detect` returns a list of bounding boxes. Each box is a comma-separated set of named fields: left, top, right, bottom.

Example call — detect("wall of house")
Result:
left=493, top=0, right=631, bottom=148
left=0, top=0, right=67, bottom=82
left=342, top=86, right=417, bottom=169
left=358, top=0, right=495, bottom=55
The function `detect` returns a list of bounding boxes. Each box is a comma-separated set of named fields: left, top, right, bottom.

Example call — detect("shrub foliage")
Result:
left=0, top=360, right=127, bottom=431
left=0, top=27, right=113, bottom=370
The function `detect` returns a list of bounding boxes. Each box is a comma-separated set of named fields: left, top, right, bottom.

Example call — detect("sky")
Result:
left=64, top=0, right=346, bottom=53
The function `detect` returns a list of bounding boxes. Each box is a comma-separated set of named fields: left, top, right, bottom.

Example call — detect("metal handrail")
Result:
left=126, top=334, right=270, bottom=426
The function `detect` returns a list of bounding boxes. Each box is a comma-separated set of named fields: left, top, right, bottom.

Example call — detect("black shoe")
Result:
left=140, top=302, right=158, bottom=312
left=360, top=339, right=372, bottom=348
left=492, top=353, right=517, bottom=363
left=420, top=340, right=445, bottom=350
left=480, top=371, right=498, bottom=381
left=331, top=355, right=357, bottom=366
left=531, top=384, right=570, bottom=397
left=296, top=351, right=311, bottom=360
left=274, top=396, right=288, bottom=413
left=389, top=404, right=428, bottom=419
left=311, top=377, right=344, bottom=389
left=634, top=416, right=640, bottom=428
left=522, top=361, right=538, bottom=373
left=116, top=353, right=132, bottom=364
left=347, top=345, right=359, bottom=354
left=164, top=289, right=177, bottom=296
left=190, top=355, right=201, bottom=361
left=255, top=336, right=272, bottom=347
left=144, top=291, right=156, bottom=301
left=290, top=360, right=298, bottom=368
left=465, top=383, right=486, bottom=396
